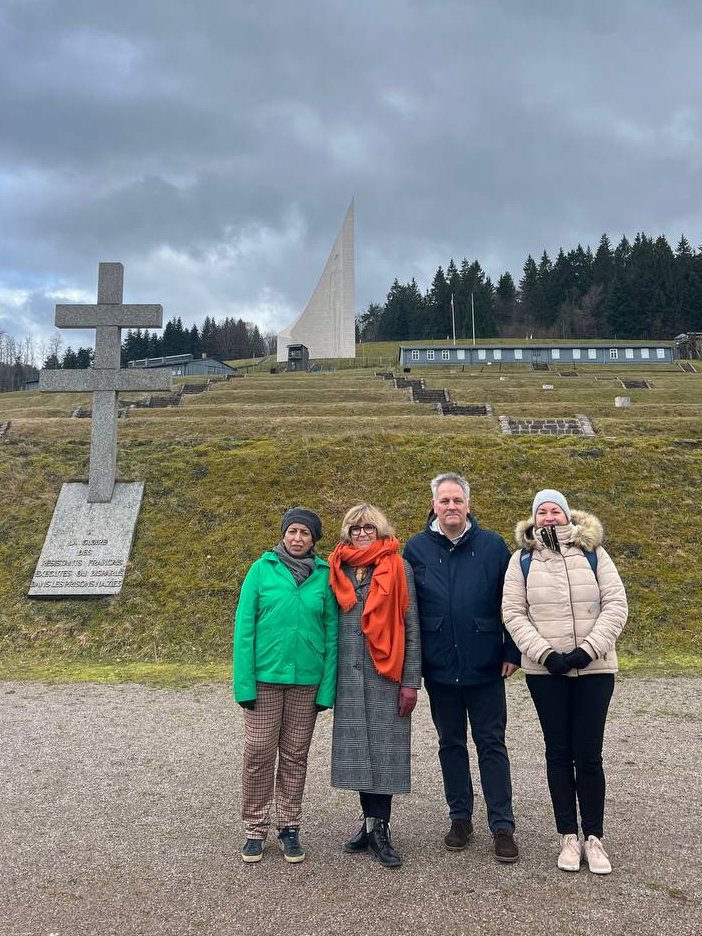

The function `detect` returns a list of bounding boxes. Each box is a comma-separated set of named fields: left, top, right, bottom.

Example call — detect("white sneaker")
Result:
left=557, top=833, right=582, bottom=872
left=583, top=835, right=612, bottom=874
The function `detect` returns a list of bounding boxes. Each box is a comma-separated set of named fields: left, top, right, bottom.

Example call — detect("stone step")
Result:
left=412, top=388, right=449, bottom=403
left=439, top=403, right=491, bottom=416
left=394, top=377, right=424, bottom=390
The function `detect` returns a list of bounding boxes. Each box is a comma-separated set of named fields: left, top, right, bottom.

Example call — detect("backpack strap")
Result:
left=584, top=548, right=598, bottom=578
left=519, top=548, right=532, bottom=581
left=521, top=546, right=597, bottom=580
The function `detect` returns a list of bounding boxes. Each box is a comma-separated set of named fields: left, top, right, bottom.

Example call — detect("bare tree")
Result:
left=44, top=330, right=63, bottom=366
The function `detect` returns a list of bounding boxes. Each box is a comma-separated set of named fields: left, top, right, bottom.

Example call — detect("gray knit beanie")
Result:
left=531, top=489, right=571, bottom=520
left=281, top=507, right=323, bottom=543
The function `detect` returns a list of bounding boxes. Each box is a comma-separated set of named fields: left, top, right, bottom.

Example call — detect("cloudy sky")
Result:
left=1, top=0, right=701, bottom=359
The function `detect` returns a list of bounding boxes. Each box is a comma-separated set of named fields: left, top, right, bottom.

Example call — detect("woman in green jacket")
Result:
left=233, top=507, right=338, bottom=865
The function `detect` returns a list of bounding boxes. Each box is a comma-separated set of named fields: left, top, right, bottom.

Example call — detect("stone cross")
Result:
left=40, top=262, right=171, bottom=502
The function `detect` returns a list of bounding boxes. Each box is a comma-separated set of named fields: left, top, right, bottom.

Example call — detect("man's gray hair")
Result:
left=431, top=472, right=470, bottom=500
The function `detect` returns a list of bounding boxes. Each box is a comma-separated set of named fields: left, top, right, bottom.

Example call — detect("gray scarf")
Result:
left=273, top=542, right=316, bottom=585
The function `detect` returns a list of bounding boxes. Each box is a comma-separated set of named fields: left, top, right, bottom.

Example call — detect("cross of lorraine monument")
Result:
left=29, top=262, right=171, bottom=597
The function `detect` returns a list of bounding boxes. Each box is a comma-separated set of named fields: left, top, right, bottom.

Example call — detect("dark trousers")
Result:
left=425, top=679, right=515, bottom=833
left=526, top=673, right=614, bottom=839
left=359, top=791, right=392, bottom=821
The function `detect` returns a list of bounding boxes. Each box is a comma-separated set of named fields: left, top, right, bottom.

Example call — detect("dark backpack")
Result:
left=519, top=547, right=597, bottom=581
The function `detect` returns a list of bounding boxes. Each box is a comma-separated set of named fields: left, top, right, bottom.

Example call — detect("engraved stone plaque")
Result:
left=28, top=482, right=144, bottom=597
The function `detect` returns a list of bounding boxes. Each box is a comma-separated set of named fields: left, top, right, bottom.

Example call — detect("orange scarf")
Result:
left=328, top=537, right=409, bottom=683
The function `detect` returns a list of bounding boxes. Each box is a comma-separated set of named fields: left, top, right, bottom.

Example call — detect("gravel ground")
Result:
left=1, top=676, right=700, bottom=936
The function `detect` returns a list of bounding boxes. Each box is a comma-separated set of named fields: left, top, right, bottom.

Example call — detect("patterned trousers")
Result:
left=241, top=682, right=319, bottom=839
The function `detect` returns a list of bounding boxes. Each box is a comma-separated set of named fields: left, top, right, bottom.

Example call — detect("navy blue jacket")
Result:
left=403, top=515, right=520, bottom=686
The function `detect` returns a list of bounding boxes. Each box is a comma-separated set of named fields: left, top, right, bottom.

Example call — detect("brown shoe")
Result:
left=493, top=829, right=519, bottom=863
left=444, top=818, right=474, bottom=850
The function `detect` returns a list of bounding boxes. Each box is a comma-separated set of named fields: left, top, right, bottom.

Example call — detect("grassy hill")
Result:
left=1, top=344, right=700, bottom=680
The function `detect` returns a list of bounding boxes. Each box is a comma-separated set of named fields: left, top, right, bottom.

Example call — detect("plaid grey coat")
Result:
left=330, top=559, right=422, bottom=794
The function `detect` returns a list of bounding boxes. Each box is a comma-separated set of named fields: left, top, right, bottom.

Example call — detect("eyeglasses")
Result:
left=349, top=524, right=377, bottom=536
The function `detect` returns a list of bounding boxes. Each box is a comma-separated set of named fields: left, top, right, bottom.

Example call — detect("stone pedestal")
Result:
left=615, top=396, right=631, bottom=407
left=28, top=482, right=144, bottom=597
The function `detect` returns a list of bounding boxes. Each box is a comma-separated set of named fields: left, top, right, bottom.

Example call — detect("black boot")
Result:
left=367, top=818, right=403, bottom=868
left=343, top=821, right=369, bottom=853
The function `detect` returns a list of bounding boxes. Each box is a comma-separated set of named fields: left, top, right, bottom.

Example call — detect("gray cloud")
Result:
left=1, top=0, right=701, bottom=358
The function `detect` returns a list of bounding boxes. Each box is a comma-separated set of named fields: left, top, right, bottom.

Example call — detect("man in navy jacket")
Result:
left=403, top=472, right=520, bottom=862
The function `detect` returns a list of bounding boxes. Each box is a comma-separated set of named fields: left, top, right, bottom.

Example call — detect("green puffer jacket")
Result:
left=233, top=551, right=338, bottom=707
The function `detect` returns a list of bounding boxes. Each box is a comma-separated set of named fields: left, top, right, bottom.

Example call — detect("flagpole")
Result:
left=471, top=292, right=476, bottom=345
left=451, top=293, right=456, bottom=346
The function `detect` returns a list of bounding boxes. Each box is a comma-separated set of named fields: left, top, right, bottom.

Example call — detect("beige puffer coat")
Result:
left=501, top=510, right=628, bottom=676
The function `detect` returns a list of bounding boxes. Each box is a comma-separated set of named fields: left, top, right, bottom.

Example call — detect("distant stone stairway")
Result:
left=438, top=402, right=492, bottom=416
left=181, top=381, right=210, bottom=394
left=619, top=379, right=651, bottom=389
left=395, top=377, right=424, bottom=391
left=411, top=386, right=450, bottom=405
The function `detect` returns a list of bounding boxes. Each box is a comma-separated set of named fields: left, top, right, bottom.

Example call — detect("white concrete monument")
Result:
left=277, top=199, right=356, bottom=362
left=29, top=262, right=171, bottom=597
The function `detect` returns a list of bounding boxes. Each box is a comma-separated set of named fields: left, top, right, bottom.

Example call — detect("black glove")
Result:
left=564, top=648, right=593, bottom=670
left=315, top=704, right=329, bottom=713
left=544, top=652, right=570, bottom=676
left=239, top=699, right=256, bottom=710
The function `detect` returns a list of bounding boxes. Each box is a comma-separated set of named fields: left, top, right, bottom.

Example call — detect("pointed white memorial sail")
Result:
left=277, top=200, right=356, bottom=362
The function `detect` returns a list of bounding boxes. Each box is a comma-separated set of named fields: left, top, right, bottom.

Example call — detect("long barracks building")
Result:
left=397, top=340, right=678, bottom=368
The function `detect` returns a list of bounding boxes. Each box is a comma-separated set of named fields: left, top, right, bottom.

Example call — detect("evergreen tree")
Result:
left=592, top=234, right=614, bottom=288
left=427, top=267, right=452, bottom=339
left=161, top=317, right=187, bottom=355
left=200, top=316, right=217, bottom=356
left=357, top=303, right=383, bottom=342
left=75, top=347, right=93, bottom=368
left=61, top=347, right=78, bottom=369
left=675, top=236, right=702, bottom=332
left=649, top=235, right=677, bottom=336
left=493, top=272, right=517, bottom=335
left=188, top=324, right=202, bottom=358
left=604, top=270, right=634, bottom=338
left=379, top=280, right=425, bottom=340
left=518, top=255, right=540, bottom=335
left=535, top=251, right=556, bottom=327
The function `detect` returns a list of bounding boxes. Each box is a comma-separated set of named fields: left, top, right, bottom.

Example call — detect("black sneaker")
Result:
left=241, top=838, right=263, bottom=863
left=444, top=818, right=474, bottom=850
left=278, top=827, right=305, bottom=863
left=493, top=829, right=519, bottom=863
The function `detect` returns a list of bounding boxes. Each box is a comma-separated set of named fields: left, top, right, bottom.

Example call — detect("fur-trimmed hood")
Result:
left=514, top=509, right=604, bottom=551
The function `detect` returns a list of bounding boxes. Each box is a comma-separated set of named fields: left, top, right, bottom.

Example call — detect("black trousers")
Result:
left=359, top=791, right=392, bottom=821
left=425, top=679, right=515, bottom=832
left=526, top=673, right=614, bottom=839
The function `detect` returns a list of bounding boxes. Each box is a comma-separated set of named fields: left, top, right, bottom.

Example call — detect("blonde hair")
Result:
left=340, top=503, right=395, bottom=543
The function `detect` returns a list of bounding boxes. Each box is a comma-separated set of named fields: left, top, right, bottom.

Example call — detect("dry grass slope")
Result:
left=1, top=346, right=700, bottom=676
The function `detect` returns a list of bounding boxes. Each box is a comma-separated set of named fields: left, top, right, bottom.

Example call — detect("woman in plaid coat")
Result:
left=328, top=504, right=422, bottom=868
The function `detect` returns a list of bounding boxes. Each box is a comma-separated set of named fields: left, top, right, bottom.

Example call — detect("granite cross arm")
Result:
left=38, top=262, right=171, bottom=503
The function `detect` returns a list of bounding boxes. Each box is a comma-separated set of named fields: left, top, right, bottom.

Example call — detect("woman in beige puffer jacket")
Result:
left=501, top=489, right=627, bottom=876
